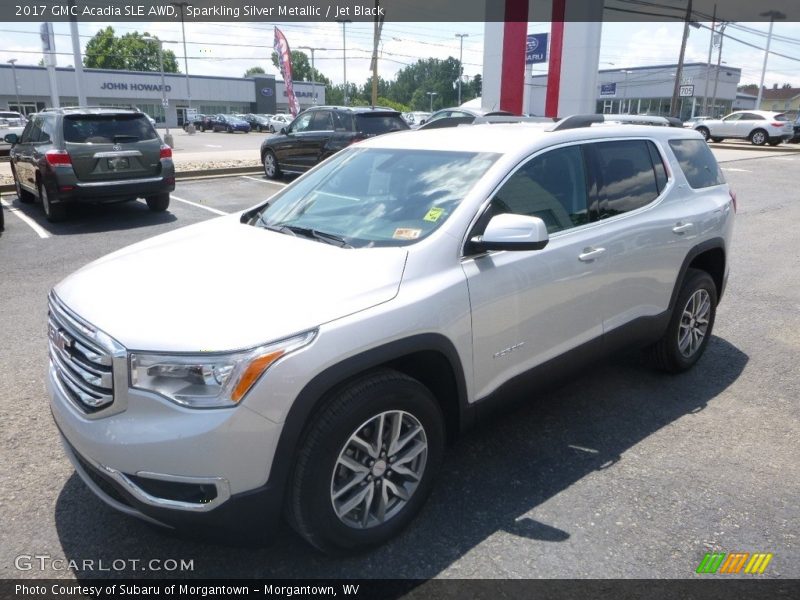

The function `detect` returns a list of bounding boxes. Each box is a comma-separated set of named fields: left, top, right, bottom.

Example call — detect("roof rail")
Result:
left=472, top=115, right=556, bottom=125
left=40, top=105, right=142, bottom=113
left=550, top=113, right=684, bottom=130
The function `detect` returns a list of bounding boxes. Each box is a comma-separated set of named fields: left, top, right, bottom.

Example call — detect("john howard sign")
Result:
left=100, top=82, right=172, bottom=92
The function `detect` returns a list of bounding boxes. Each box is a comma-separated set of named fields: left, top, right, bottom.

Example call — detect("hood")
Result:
left=55, top=216, right=408, bottom=352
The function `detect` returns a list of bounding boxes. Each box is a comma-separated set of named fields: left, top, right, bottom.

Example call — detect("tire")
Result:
left=286, top=369, right=445, bottom=553
left=269, top=125, right=275, bottom=133
left=263, top=150, right=281, bottom=179
left=750, top=129, right=768, bottom=146
left=200, top=125, right=206, bottom=132
left=227, top=126, right=233, bottom=133
left=648, top=268, right=717, bottom=373
left=696, top=126, right=710, bottom=141
left=11, top=165, right=35, bottom=203
left=145, top=193, right=170, bottom=212
left=711, top=137, right=724, bottom=143
left=39, top=180, right=66, bottom=222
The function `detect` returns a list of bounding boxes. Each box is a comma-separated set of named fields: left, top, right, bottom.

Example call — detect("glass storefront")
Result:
left=596, top=97, right=733, bottom=119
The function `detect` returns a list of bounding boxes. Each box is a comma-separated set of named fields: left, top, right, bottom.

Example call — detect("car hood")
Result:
left=54, top=216, right=408, bottom=352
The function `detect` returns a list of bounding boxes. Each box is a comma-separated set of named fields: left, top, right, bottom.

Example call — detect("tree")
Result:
left=270, top=50, right=329, bottom=85
left=84, top=27, right=179, bottom=72
left=244, top=66, right=266, bottom=78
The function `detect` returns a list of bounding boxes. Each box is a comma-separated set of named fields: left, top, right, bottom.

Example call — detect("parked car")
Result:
left=418, top=107, right=515, bottom=130
left=260, top=106, right=409, bottom=179
left=682, top=116, right=711, bottom=128
left=783, top=111, right=800, bottom=143
left=48, top=117, right=734, bottom=552
left=402, top=111, right=431, bottom=128
left=267, top=113, right=291, bottom=133
left=693, top=110, right=792, bottom=145
left=212, top=114, right=251, bottom=133
left=0, top=111, right=27, bottom=155
left=184, top=113, right=207, bottom=131
left=238, top=113, right=271, bottom=132
left=5, top=107, right=174, bottom=222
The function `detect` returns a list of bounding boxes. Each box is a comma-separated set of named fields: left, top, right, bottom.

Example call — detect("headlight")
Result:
left=129, top=330, right=316, bottom=408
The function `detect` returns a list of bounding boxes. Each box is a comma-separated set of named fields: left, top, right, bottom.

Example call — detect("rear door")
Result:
left=63, top=113, right=162, bottom=182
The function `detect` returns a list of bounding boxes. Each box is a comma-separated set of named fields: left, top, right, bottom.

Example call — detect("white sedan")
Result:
left=693, top=110, right=793, bottom=146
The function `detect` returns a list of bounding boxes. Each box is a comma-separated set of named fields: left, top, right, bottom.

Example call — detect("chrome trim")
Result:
left=76, top=176, right=163, bottom=188
left=92, top=150, right=143, bottom=158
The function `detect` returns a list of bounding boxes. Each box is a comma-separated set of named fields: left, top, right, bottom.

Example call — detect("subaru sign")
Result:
left=600, top=82, right=617, bottom=97
left=261, top=87, right=273, bottom=97
left=526, top=33, right=547, bottom=64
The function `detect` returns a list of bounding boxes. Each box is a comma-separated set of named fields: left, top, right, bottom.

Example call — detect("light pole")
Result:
left=427, top=91, right=438, bottom=112
left=297, top=46, right=326, bottom=106
left=620, top=70, right=633, bottom=113
left=756, top=10, right=786, bottom=109
left=337, top=19, right=352, bottom=105
left=7, top=59, right=21, bottom=113
left=710, top=22, right=728, bottom=117
left=455, top=33, right=469, bottom=105
left=171, top=1, right=194, bottom=133
left=142, top=36, right=174, bottom=148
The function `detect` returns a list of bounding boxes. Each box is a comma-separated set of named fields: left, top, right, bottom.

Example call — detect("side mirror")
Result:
left=280, top=127, right=288, bottom=135
left=468, top=213, right=549, bottom=253
left=4, top=133, right=19, bottom=145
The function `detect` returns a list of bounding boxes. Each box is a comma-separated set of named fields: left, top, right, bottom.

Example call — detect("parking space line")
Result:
left=722, top=168, right=751, bottom=172
left=241, top=175, right=288, bottom=186
left=170, top=194, right=229, bottom=216
left=0, top=198, right=50, bottom=239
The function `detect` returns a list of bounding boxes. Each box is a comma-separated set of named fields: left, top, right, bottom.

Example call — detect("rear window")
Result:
left=63, top=113, right=158, bottom=143
left=669, top=139, right=725, bottom=189
left=355, top=114, right=409, bottom=135
left=773, top=114, right=788, bottom=122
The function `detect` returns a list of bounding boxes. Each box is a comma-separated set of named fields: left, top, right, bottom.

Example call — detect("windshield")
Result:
left=250, top=147, right=499, bottom=248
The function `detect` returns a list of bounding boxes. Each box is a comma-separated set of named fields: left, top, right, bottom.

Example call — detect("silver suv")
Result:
left=48, top=116, right=735, bottom=552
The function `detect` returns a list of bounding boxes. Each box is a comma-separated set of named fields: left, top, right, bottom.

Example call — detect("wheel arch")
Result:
left=669, top=238, right=727, bottom=310
left=266, top=334, right=470, bottom=496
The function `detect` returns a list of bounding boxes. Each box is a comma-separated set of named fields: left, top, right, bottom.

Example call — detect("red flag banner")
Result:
left=274, top=27, right=300, bottom=117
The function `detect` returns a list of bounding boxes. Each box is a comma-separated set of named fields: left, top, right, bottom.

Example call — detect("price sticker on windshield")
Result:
left=393, top=228, right=422, bottom=240
left=423, top=207, right=445, bottom=222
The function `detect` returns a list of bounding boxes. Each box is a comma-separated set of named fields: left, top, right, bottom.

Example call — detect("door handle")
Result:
left=578, top=247, right=606, bottom=262
left=672, top=222, right=693, bottom=234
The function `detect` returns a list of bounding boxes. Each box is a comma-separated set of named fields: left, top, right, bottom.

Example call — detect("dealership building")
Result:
left=525, top=62, right=742, bottom=119
left=0, top=63, right=324, bottom=126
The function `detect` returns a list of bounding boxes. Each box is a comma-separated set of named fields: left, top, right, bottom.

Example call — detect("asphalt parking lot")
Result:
left=0, top=148, right=798, bottom=581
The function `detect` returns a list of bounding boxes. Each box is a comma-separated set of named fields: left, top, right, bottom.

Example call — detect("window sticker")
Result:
left=423, top=207, right=445, bottom=222
left=393, top=228, right=422, bottom=240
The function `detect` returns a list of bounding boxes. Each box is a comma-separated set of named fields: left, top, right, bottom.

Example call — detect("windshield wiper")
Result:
left=262, top=223, right=352, bottom=248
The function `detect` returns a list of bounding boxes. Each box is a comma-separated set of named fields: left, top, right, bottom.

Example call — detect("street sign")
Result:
left=162, top=98, right=169, bottom=107
left=679, top=85, right=694, bottom=98
left=600, top=82, right=617, bottom=97
left=526, top=33, right=548, bottom=64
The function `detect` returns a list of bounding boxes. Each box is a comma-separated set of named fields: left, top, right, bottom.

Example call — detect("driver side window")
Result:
left=723, top=114, right=742, bottom=122
left=290, top=113, right=314, bottom=133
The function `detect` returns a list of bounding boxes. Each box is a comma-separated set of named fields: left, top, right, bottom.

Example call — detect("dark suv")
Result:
left=260, top=106, right=409, bottom=179
left=5, top=107, right=174, bottom=222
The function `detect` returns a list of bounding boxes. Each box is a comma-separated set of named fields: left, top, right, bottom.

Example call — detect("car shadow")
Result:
left=4, top=195, right=177, bottom=235
left=55, top=335, right=748, bottom=580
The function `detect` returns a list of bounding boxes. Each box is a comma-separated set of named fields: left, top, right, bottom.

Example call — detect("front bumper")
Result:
left=48, top=361, right=284, bottom=533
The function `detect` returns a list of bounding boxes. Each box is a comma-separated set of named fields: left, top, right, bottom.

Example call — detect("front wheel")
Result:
left=648, top=268, right=717, bottom=373
left=39, top=180, right=66, bottom=222
left=145, top=193, right=170, bottom=212
left=750, top=129, right=768, bottom=146
left=263, top=150, right=280, bottom=179
left=286, top=370, right=445, bottom=553
left=696, top=126, right=710, bottom=141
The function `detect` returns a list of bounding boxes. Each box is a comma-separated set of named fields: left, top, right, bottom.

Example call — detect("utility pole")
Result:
left=370, top=1, right=385, bottom=107
left=670, top=0, right=693, bottom=118
left=427, top=91, right=438, bottom=112
left=701, top=4, right=716, bottom=115
left=171, top=2, right=194, bottom=133
left=68, top=0, right=87, bottom=106
left=298, top=46, right=326, bottom=106
left=710, top=22, right=727, bottom=117
left=455, top=33, right=469, bottom=105
left=756, top=10, right=786, bottom=109
left=7, top=59, right=21, bottom=113
left=143, top=36, right=173, bottom=147
left=337, top=19, right=352, bottom=105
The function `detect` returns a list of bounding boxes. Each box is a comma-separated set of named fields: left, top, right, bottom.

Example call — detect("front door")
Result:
left=462, top=143, right=606, bottom=400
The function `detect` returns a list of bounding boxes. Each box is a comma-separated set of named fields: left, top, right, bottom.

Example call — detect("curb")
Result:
left=0, top=165, right=264, bottom=194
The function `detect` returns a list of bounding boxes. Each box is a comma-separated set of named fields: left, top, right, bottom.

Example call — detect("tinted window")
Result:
left=669, top=139, right=725, bottom=189
left=290, top=112, right=313, bottom=133
left=18, top=120, right=34, bottom=144
left=592, top=140, right=661, bottom=216
left=355, top=114, right=409, bottom=135
left=490, top=145, right=590, bottom=234
left=741, top=113, right=764, bottom=120
left=722, top=114, right=741, bottom=122
left=39, top=114, right=56, bottom=144
left=310, top=110, right=333, bottom=131
left=63, top=114, right=157, bottom=143
left=647, top=141, right=668, bottom=194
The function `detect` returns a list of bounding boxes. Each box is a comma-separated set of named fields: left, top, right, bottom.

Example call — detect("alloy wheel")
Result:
left=678, top=289, right=711, bottom=358
left=330, top=410, right=428, bottom=529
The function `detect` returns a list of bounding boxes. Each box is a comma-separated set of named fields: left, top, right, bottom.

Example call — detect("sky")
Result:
left=1, top=19, right=800, bottom=90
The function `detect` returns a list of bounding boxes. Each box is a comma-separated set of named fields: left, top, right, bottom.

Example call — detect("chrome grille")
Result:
left=48, top=293, right=116, bottom=412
